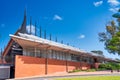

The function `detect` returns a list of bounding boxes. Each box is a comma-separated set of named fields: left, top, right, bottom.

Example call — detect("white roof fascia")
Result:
left=9, top=33, right=86, bottom=54
left=9, top=33, right=114, bottom=60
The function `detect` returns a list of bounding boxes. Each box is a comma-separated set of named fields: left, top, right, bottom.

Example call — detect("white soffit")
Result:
left=9, top=33, right=114, bottom=60
left=9, top=33, right=86, bottom=53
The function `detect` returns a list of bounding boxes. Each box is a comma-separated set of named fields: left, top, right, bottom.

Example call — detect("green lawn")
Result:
left=55, top=76, right=120, bottom=80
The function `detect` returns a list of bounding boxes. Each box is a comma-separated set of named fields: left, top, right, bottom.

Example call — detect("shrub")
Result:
left=68, top=69, right=81, bottom=73
left=86, top=69, right=96, bottom=72
left=99, top=62, right=120, bottom=70
left=68, top=69, right=96, bottom=73
left=97, top=68, right=106, bottom=71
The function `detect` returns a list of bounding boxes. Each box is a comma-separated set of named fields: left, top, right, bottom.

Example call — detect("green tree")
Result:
left=115, top=58, right=120, bottom=61
left=91, top=50, right=104, bottom=56
left=99, top=9, right=120, bottom=55
left=99, top=62, right=120, bottom=70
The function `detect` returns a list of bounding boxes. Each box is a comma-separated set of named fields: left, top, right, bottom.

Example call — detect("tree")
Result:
left=99, top=9, right=120, bottom=55
left=115, top=58, right=120, bottom=61
left=91, top=50, right=104, bottom=56
left=99, top=62, right=120, bottom=71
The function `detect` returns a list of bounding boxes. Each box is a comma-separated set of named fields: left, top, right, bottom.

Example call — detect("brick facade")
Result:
left=15, top=55, right=91, bottom=78
left=15, top=55, right=46, bottom=78
left=67, top=61, right=81, bottom=71
left=47, top=59, right=67, bottom=74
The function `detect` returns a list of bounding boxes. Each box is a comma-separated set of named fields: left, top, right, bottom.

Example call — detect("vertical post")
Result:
left=0, top=48, right=1, bottom=59
left=79, top=55, right=82, bottom=70
left=65, top=52, right=68, bottom=72
left=11, top=50, right=14, bottom=64
left=62, top=52, right=63, bottom=60
left=39, top=49, right=41, bottom=57
left=44, top=30, right=46, bottom=39
left=67, top=43, right=69, bottom=45
left=45, top=48, right=48, bottom=75
left=34, top=47, right=37, bottom=57
left=1, top=48, right=3, bottom=64
left=55, top=37, right=57, bottom=42
left=56, top=51, right=57, bottom=59
left=40, top=26, right=42, bottom=38
left=30, top=16, right=32, bottom=34
left=50, top=33, right=51, bottom=40
left=61, top=40, right=63, bottom=44
left=51, top=50, right=53, bottom=59
left=35, top=21, right=37, bottom=36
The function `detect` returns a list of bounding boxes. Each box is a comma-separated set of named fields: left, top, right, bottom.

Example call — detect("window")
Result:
left=71, top=54, right=80, bottom=61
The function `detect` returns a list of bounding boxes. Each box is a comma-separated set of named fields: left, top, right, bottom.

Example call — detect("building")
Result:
left=1, top=11, right=117, bottom=79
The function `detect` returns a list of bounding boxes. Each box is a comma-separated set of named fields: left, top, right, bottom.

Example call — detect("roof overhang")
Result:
left=10, top=34, right=85, bottom=55
left=9, top=33, right=117, bottom=62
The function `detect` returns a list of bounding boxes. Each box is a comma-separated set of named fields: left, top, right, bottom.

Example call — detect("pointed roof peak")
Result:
left=19, top=9, right=27, bottom=33
left=24, top=8, right=27, bottom=17
left=30, top=16, right=32, bottom=25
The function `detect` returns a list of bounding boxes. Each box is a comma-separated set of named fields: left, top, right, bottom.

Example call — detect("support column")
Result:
left=65, top=52, right=68, bottom=72
left=1, top=48, right=3, bottom=64
left=34, top=47, right=37, bottom=57
left=79, top=56, right=82, bottom=70
left=45, top=47, right=50, bottom=75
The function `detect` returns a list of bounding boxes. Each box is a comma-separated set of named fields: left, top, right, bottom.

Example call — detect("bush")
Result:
left=97, top=68, right=106, bottom=71
left=68, top=69, right=81, bottom=73
left=86, top=69, right=96, bottom=72
left=99, top=62, right=120, bottom=70
left=68, top=69, right=96, bottom=73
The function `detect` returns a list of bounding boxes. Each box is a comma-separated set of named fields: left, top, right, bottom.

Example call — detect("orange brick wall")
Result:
left=81, top=62, right=91, bottom=70
left=68, top=61, right=80, bottom=71
left=15, top=55, right=46, bottom=78
left=47, top=59, right=66, bottom=74
left=15, top=55, right=91, bottom=78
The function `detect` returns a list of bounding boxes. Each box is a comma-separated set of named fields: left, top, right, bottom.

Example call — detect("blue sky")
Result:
left=0, top=0, right=120, bottom=59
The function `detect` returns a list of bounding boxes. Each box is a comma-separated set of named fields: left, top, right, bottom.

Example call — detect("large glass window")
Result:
left=23, top=47, right=81, bottom=62
left=36, top=49, right=41, bottom=58
left=26, top=48, right=35, bottom=57
left=71, top=54, right=80, bottom=61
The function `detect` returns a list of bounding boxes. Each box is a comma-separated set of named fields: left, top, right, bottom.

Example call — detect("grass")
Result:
left=68, top=69, right=82, bottom=73
left=68, top=69, right=96, bottom=73
left=55, top=76, right=120, bottom=80
left=86, top=69, right=96, bottom=72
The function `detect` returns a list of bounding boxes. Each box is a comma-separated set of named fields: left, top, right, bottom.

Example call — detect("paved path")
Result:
left=9, top=71, right=120, bottom=80
left=20, top=74, right=120, bottom=80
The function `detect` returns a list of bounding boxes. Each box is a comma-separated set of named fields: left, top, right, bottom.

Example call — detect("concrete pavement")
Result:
left=8, top=70, right=120, bottom=80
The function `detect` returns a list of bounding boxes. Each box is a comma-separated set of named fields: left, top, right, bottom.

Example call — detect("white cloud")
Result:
left=109, top=7, right=119, bottom=12
left=78, top=34, right=85, bottom=39
left=108, top=0, right=120, bottom=6
left=0, top=24, right=5, bottom=28
left=53, top=14, right=63, bottom=20
left=26, top=25, right=35, bottom=34
left=93, top=1, right=103, bottom=7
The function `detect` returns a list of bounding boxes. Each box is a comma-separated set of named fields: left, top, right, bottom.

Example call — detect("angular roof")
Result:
left=10, top=33, right=86, bottom=53
left=10, top=33, right=117, bottom=62
left=2, top=10, right=118, bottom=63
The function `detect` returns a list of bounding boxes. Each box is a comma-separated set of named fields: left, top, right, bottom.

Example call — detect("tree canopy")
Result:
left=99, top=9, right=120, bottom=55
left=91, top=50, right=104, bottom=56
